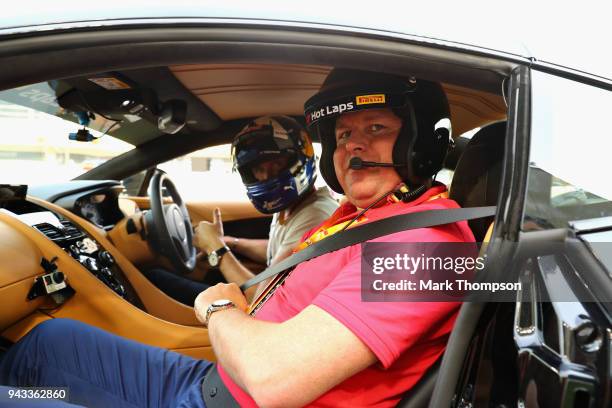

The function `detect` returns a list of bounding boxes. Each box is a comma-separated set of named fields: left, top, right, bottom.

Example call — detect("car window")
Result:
left=156, top=144, right=245, bottom=201
left=151, top=143, right=327, bottom=202
left=122, top=170, right=147, bottom=196
left=0, top=95, right=134, bottom=185
left=524, top=70, right=612, bottom=230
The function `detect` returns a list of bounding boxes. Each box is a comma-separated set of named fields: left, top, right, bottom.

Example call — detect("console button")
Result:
left=98, top=250, right=115, bottom=267
left=100, top=267, right=113, bottom=277
left=69, top=245, right=80, bottom=259
left=83, top=257, right=99, bottom=271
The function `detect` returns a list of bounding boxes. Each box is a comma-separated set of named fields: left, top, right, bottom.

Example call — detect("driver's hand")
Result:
left=194, top=282, right=248, bottom=324
left=194, top=208, right=225, bottom=253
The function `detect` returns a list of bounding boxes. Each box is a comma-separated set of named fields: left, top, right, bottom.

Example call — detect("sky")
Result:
left=1, top=0, right=610, bottom=79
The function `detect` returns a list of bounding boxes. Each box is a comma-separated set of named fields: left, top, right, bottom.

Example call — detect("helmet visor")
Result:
left=240, top=153, right=295, bottom=184
left=233, top=121, right=297, bottom=157
left=232, top=125, right=298, bottom=184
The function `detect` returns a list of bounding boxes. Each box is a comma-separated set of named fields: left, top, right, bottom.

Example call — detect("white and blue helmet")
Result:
left=231, top=116, right=317, bottom=214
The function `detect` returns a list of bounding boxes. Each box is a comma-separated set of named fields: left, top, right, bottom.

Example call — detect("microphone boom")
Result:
left=349, top=157, right=405, bottom=169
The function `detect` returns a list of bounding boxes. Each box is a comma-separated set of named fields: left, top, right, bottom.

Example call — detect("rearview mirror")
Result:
left=158, top=99, right=187, bottom=134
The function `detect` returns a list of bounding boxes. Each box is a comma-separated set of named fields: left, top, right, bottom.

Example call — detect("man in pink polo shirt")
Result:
left=0, top=69, right=474, bottom=408
left=194, top=68, right=474, bottom=407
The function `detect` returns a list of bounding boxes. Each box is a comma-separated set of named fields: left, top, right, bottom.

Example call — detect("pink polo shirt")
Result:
left=218, top=185, right=475, bottom=407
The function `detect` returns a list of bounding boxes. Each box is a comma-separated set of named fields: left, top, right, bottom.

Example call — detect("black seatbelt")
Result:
left=240, top=206, right=496, bottom=291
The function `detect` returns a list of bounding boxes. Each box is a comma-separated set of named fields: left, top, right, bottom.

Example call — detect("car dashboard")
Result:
left=28, top=180, right=127, bottom=231
left=0, top=182, right=213, bottom=360
left=1, top=197, right=142, bottom=306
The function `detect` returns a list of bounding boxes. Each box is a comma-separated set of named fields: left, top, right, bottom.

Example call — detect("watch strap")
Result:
left=214, top=245, right=230, bottom=258
left=208, top=245, right=231, bottom=267
left=204, top=301, right=236, bottom=328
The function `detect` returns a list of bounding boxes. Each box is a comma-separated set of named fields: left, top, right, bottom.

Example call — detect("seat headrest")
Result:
left=449, top=121, right=506, bottom=241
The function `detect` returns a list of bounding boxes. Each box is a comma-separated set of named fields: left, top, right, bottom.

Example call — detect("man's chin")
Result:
left=345, top=187, right=385, bottom=209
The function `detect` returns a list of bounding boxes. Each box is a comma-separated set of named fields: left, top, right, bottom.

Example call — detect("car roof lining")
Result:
left=167, top=63, right=507, bottom=138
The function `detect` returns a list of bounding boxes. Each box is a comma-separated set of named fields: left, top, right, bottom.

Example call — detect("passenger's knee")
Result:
left=29, top=318, right=84, bottom=340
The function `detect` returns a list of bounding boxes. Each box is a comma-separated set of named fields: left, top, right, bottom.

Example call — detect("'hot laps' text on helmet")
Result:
left=307, top=102, right=355, bottom=124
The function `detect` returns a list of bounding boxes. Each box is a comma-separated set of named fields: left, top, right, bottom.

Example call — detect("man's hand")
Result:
left=194, top=208, right=225, bottom=253
left=194, top=282, right=249, bottom=324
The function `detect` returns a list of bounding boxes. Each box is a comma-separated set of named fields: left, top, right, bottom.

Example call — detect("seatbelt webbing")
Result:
left=240, top=206, right=496, bottom=291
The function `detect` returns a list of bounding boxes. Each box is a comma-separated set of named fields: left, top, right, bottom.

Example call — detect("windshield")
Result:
left=0, top=82, right=134, bottom=185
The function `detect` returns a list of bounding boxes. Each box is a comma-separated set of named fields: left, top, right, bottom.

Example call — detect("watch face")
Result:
left=212, top=299, right=233, bottom=307
left=208, top=252, right=219, bottom=267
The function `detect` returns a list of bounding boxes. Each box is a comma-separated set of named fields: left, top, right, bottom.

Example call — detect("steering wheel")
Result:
left=144, top=170, right=196, bottom=274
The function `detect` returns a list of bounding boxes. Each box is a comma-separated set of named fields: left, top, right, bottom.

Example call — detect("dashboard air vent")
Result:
left=34, top=223, right=64, bottom=241
left=34, top=219, right=85, bottom=242
left=59, top=219, right=85, bottom=239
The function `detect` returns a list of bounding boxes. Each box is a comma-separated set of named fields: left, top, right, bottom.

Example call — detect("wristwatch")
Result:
left=204, top=299, right=236, bottom=328
left=207, top=245, right=230, bottom=267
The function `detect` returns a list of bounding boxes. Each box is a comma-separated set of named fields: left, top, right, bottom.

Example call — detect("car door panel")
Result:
left=443, top=68, right=612, bottom=408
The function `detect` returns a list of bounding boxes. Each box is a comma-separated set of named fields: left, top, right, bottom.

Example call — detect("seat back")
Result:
left=449, top=121, right=507, bottom=242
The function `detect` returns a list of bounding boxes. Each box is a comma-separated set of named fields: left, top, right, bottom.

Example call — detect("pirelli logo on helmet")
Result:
left=356, top=94, right=386, bottom=105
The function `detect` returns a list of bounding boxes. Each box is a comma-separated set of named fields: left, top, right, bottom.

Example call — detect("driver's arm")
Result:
left=195, top=209, right=295, bottom=301
left=194, top=209, right=258, bottom=286
left=195, top=284, right=377, bottom=408
left=199, top=241, right=293, bottom=302
left=224, top=236, right=269, bottom=264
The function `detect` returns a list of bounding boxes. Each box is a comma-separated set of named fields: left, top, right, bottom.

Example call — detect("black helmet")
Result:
left=304, top=68, right=452, bottom=193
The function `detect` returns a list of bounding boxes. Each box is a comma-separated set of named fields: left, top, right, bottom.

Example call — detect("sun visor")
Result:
left=57, top=88, right=160, bottom=118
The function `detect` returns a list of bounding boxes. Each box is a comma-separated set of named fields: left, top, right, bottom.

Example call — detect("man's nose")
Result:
left=256, top=168, right=269, bottom=181
left=344, top=130, right=368, bottom=152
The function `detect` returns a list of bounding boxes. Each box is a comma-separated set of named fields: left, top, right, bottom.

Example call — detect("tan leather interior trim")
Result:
left=107, top=213, right=156, bottom=266
left=444, top=84, right=507, bottom=136
left=26, top=197, right=202, bottom=327
left=479, top=222, right=495, bottom=257
left=0, top=221, right=43, bottom=287
left=2, top=311, right=51, bottom=342
left=129, top=196, right=170, bottom=210
left=0, top=279, right=49, bottom=333
left=0, top=219, right=52, bottom=332
left=0, top=208, right=214, bottom=358
left=483, top=222, right=495, bottom=243
left=2, top=312, right=215, bottom=361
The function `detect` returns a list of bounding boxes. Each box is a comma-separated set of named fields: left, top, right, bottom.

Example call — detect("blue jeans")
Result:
left=0, top=319, right=212, bottom=408
left=146, top=268, right=208, bottom=306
